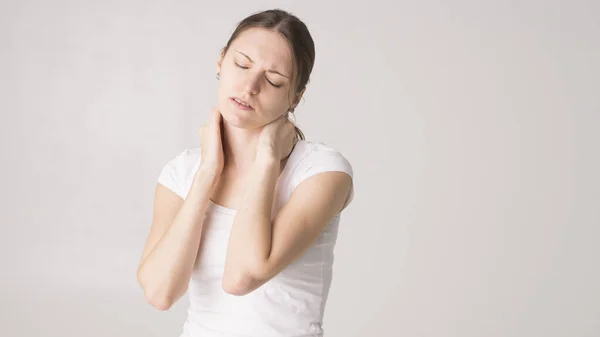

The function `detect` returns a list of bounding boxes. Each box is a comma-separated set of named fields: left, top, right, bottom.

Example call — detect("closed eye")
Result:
left=234, top=62, right=282, bottom=89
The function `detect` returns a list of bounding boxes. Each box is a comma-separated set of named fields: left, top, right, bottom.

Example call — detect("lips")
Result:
left=231, top=97, right=253, bottom=109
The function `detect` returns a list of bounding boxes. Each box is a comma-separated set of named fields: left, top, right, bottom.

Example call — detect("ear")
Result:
left=216, top=49, right=225, bottom=74
left=290, top=87, right=306, bottom=111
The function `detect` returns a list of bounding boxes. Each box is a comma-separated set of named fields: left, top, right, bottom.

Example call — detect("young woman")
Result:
left=137, top=9, right=354, bottom=337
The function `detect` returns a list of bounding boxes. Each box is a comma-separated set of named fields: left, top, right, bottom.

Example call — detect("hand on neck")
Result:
left=220, top=119, right=265, bottom=174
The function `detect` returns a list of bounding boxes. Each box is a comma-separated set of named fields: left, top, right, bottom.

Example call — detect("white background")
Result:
left=1, top=0, right=598, bottom=336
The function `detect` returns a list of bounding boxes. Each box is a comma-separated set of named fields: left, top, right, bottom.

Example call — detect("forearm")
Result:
left=138, top=168, right=218, bottom=307
left=224, top=154, right=279, bottom=280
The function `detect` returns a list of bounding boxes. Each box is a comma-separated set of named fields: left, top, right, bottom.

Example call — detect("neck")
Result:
left=221, top=119, right=264, bottom=174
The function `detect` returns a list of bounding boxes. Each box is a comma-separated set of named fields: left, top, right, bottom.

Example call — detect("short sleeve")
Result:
left=157, top=149, right=194, bottom=199
left=292, top=143, right=355, bottom=211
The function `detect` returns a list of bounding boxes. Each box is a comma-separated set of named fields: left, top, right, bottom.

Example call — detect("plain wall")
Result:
left=1, top=0, right=598, bottom=336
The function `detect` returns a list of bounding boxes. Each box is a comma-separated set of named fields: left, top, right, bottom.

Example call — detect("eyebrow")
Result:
left=235, top=50, right=290, bottom=79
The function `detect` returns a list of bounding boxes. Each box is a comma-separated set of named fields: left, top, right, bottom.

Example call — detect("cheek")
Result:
left=264, top=94, right=288, bottom=110
left=217, top=74, right=239, bottom=101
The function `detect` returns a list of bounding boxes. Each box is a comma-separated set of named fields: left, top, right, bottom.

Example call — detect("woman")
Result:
left=137, top=9, right=354, bottom=337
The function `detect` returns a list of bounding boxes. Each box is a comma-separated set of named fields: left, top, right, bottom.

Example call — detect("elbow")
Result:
left=146, top=294, right=174, bottom=311
left=137, top=270, right=181, bottom=311
left=222, top=268, right=263, bottom=296
left=222, top=273, right=253, bottom=296
left=143, top=285, right=181, bottom=311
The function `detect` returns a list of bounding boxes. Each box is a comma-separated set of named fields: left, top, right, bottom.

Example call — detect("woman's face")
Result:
left=216, top=27, right=303, bottom=130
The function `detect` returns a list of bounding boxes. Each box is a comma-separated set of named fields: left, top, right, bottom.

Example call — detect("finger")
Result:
left=198, top=126, right=204, bottom=142
left=214, top=110, right=224, bottom=137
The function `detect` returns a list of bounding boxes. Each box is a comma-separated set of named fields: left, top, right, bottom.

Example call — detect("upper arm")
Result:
left=250, top=170, right=353, bottom=285
left=138, top=183, right=184, bottom=270
left=139, top=149, right=191, bottom=267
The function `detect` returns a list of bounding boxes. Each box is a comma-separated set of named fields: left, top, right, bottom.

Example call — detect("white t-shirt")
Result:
left=156, top=140, right=354, bottom=337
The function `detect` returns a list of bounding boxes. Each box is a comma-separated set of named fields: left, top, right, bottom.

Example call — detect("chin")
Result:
left=220, top=107, right=259, bottom=129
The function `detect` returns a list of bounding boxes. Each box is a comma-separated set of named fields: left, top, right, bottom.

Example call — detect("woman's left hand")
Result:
left=258, top=113, right=298, bottom=161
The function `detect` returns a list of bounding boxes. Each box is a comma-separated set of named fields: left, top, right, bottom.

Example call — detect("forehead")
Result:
left=230, top=28, right=294, bottom=73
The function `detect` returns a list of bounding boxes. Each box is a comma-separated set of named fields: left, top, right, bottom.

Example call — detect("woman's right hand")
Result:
left=198, top=107, right=224, bottom=175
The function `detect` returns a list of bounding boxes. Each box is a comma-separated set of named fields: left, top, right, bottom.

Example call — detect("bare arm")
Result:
left=222, top=153, right=352, bottom=296
left=137, top=168, right=218, bottom=310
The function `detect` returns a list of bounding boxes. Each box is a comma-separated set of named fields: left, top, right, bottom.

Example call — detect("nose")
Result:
left=242, top=72, right=261, bottom=95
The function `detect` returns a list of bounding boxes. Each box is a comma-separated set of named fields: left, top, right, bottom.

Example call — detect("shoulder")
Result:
left=286, top=140, right=355, bottom=210
left=156, top=148, right=201, bottom=199
left=289, top=140, right=354, bottom=183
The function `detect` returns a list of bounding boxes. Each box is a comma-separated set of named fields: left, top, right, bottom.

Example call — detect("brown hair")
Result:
left=220, top=9, right=315, bottom=141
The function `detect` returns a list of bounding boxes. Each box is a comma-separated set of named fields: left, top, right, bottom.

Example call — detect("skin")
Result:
left=137, top=27, right=353, bottom=310
left=214, top=27, right=303, bottom=175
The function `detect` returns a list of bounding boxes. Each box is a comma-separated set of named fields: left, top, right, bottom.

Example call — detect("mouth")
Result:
left=230, top=97, right=254, bottom=110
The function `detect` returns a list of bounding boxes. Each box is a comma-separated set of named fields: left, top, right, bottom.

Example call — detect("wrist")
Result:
left=195, top=165, right=221, bottom=182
